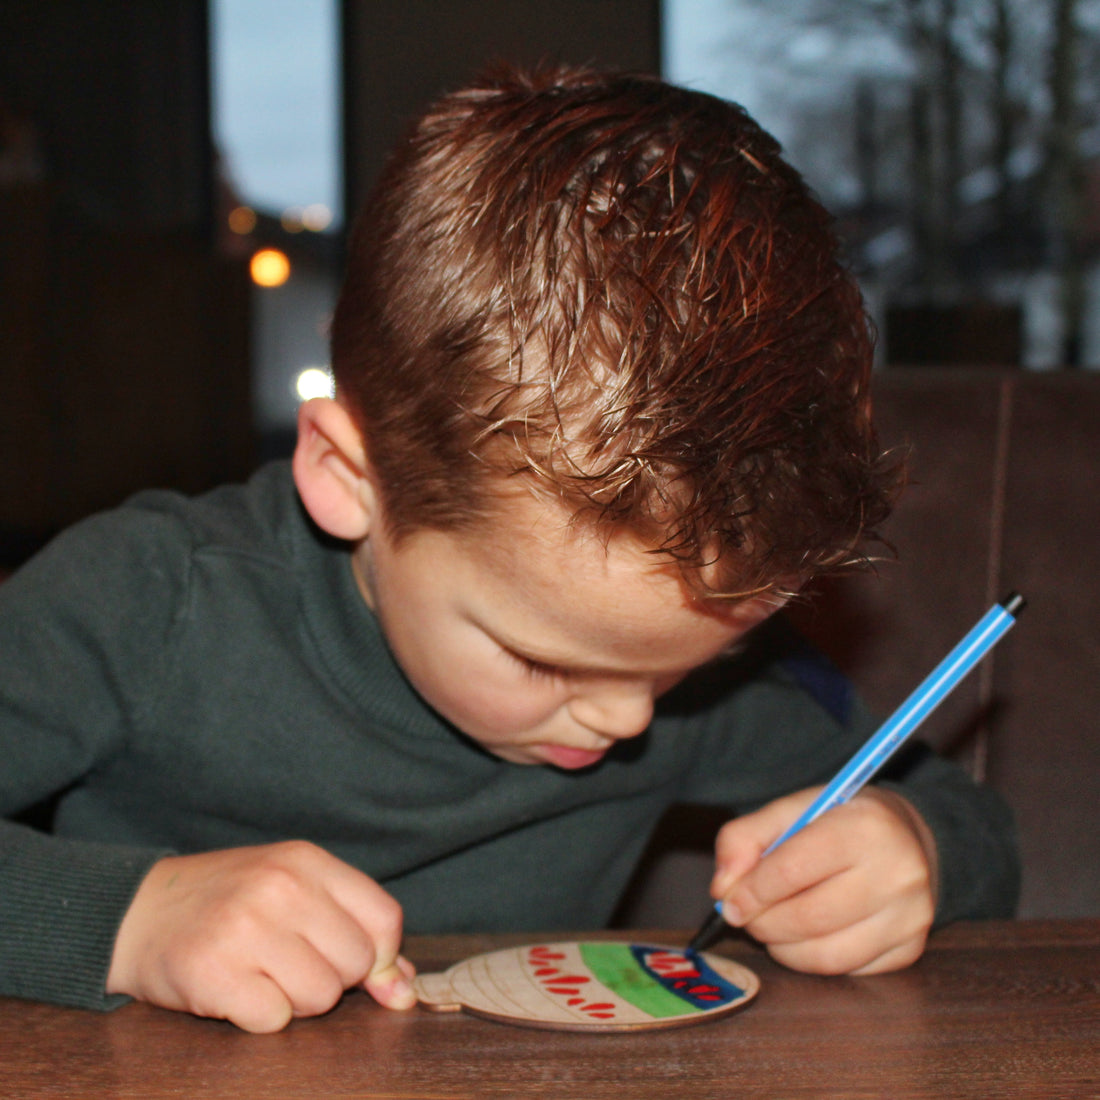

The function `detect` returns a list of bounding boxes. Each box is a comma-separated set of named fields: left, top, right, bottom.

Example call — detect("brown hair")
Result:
left=331, top=62, right=897, bottom=598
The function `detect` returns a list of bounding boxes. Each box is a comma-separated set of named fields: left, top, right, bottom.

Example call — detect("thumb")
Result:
left=363, top=954, right=418, bottom=1011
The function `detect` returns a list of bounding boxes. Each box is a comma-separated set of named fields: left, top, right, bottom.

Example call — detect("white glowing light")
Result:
left=295, top=366, right=335, bottom=401
left=301, top=203, right=333, bottom=231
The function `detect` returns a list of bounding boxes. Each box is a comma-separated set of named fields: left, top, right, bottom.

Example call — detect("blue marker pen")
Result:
left=687, top=592, right=1025, bottom=953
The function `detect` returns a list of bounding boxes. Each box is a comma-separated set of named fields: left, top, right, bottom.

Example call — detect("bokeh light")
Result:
left=250, top=247, right=291, bottom=287
left=295, top=367, right=335, bottom=401
left=227, top=205, right=257, bottom=234
left=301, top=203, right=333, bottom=232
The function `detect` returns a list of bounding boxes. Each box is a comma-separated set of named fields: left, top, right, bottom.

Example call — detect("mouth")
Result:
left=535, top=743, right=611, bottom=770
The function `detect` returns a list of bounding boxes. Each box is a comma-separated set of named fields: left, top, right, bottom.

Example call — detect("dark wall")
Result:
left=0, top=2, right=211, bottom=231
left=0, top=3, right=253, bottom=557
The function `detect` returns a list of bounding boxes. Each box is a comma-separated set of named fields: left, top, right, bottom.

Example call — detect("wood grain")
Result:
left=1, top=920, right=1097, bottom=1099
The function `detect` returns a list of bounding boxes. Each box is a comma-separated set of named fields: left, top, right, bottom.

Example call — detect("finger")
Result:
left=318, top=859, right=416, bottom=1009
left=712, top=788, right=825, bottom=897
left=766, top=910, right=928, bottom=976
left=746, top=801, right=934, bottom=939
left=363, top=956, right=418, bottom=1010
left=259, top=931, right=350, bottom=1020
left=737, top=866, right=871, bottom=945
left=720, top=788, right=932, bottom=927
left=174, top=912, right=349, bottom=1025
left=266, top=842, right=407, bottom=981
left=196, top=845, right=405, bottom=1021
left=184, top=965, right=296, bottom=1034
left=848, top=934, right=928, bottom=975
left=293, top=893, right=380, bottom=990
left=720, top=825, right=855, bottom=928
left=319, top=854, right=405, bottom=959
left=221, top=977, right=296, bottom=1034
left=211, top=847, right=379, bottom=1006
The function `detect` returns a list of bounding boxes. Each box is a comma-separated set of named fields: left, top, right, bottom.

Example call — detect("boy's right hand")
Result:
left=106, top=840, right=417, bottom=1033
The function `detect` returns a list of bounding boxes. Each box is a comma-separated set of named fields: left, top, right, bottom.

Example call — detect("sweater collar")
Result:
left=288, top=487, right=456, bottom=741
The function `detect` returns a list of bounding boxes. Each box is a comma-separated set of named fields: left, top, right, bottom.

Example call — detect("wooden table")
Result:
left=1, top=920, right=1097, bottom=1098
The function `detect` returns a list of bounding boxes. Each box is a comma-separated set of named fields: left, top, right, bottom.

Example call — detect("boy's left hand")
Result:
left=710, top=787, right=937, bottom=975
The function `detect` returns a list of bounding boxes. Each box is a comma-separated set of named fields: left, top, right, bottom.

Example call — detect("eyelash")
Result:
left=510, top=652, right=565, bottom=680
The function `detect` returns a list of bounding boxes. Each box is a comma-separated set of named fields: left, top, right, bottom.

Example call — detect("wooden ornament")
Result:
left=414, top=941, right=759, bottom=1032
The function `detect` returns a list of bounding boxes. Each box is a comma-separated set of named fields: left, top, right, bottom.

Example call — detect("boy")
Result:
left=0, top=64, right=1018, bottom=1033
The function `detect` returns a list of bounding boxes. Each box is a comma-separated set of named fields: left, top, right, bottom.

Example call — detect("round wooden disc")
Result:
left=414, top=941, right=760, bottom=1032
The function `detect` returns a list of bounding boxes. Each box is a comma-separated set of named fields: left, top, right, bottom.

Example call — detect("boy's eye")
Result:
left=520, top=657, right=565, bottom=680
left=509, top=651, right=567, bottom=680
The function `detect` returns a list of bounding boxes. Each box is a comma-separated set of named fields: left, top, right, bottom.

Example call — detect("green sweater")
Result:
left=0, top=463, right=1019, bottom=1011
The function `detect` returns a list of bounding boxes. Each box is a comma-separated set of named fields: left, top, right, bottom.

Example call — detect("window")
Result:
left=210, top=0, right=342, bottom=448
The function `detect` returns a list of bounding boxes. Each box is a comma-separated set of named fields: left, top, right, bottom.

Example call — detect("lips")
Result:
left=537, top=744, right=610, bottom=770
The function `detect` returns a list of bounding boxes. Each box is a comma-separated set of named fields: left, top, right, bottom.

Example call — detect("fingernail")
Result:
left=711, top=869, right=732, bottom=897
left=721, top=900, right=745, bottom=927
left=388, top=974, right=417, bottom=1010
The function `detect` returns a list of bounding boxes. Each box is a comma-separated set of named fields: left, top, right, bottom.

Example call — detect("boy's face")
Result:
left=352, top=491, right=781, bottom=769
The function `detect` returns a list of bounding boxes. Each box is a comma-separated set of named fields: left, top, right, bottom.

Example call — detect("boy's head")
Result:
left=328, top=62, right=894, bottom=600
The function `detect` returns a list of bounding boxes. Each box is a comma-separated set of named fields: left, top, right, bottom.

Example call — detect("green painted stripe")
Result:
left=578, top=943, right=699, bottom=1018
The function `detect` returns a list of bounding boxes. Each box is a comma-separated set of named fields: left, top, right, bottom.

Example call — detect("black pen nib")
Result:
left=686, top=906, right=726, bottom=953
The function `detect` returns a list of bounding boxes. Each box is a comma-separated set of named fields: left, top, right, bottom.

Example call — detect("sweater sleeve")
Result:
left=877, top=743, right=1020, bottom=924
left=0, top=822, right=165, bottom=1009
left=0, top=509, right=188, bottom=1009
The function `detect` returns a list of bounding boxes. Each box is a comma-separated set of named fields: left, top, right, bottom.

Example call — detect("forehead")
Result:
left=440, top=493, right=768, bottom=668
left=470, top=491, right=673, bottom=591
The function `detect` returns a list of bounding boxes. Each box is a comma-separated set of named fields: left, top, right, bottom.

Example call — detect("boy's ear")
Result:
left=292, top=398, right=379, bottom=541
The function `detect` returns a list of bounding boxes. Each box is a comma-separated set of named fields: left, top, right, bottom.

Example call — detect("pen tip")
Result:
left=687, top=908, right=726, bottom=953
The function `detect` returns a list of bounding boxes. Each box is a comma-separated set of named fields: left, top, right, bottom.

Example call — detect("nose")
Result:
left=568, top=682, right=655, bottom=740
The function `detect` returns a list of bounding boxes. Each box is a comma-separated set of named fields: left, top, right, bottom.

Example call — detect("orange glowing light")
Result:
left=250, top=248, right=291, bottom=287
left=227, top=205, right=257, bottom=234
